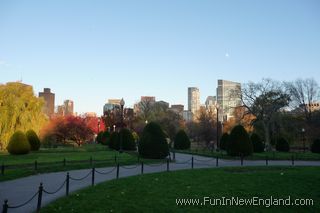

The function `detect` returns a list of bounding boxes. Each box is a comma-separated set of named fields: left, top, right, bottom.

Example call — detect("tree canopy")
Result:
left=0, top=82, right=47, bottom=150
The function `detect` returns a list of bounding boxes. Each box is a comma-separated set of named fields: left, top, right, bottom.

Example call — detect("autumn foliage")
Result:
left=41, top=116, right=94, bottom=146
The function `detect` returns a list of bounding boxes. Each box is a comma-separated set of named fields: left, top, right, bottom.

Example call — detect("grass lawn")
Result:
left=177, top=149, right=320, bottom=161
left=0, top=144, right=159, bottom=182
left=41, top=166, right=320, bottom=213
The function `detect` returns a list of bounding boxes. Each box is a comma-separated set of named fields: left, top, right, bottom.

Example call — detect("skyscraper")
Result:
left=205, top=96, right=216, bottom=111
left=39, top=88, right=55, bottom=118
left=64, top=99, right=74, bottom=116
left=188, top=87, right=200, bottom=119
left=216, top=80, right=241, bottom=121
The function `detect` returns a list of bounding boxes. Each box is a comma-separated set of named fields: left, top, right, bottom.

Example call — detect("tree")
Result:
left=138, top=122, right=169, bottom=159
left=220, top=133, right=229, bottom=151
left=174, top=130, right=191, bottom=150
left=196, top=107, right=217, bottom=146
left=285, top=78, right=319, bottom=122
left=42, top=116, right=93, bottom=147
left=234, top=79, right=290, bottom=150
left=26, top=129, right=41, bottom=151
left=227, top=125, right=253, bottom=156
left=0, top=82, right=47, bottom=150
left=7, top=131, right=31, bottom=155
left=250, top=133, right=264, bottom=153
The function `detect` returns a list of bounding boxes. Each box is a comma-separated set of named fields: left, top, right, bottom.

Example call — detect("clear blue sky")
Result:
left=1, top=0, right=319, bottom=115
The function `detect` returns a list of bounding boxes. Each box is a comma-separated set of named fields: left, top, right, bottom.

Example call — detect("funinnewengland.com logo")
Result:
left=176, top=196, right=314, bottom=208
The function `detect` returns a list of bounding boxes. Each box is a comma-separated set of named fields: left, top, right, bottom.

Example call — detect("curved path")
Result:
left=1, top=153, right=320, bottom=213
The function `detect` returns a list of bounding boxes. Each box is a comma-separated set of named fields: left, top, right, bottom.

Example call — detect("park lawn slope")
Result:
left=0, top=145, right=159, bottom=181
left=42, top=166, right=320, bottom=213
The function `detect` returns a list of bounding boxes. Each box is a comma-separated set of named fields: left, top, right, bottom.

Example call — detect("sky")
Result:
left=1, top=0, right=319, bottom=115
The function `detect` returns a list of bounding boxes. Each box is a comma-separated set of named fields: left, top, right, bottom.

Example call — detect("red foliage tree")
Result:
left=41, top=116, right=94, bottom=146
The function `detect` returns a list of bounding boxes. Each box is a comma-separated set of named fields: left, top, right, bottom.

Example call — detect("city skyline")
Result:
left=1, top=0, right=319, bottom=115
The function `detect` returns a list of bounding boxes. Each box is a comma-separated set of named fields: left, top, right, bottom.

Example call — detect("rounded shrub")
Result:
left=227, top=125, right=253, bottom=156
left=120, top=128, right=136, bottom=150
left=109, top=132, right=120, bottom=150
left=139, top=122, right=169, bottom=159
left=174, top=130, right=190, bottom=150
left=220, top=133, right=229, bottom=151
left=275, top=137, right=290, bottom=152
left=101, top=131, right=111, bottom=146
left=96, top=131, right=104, bottom=144
left=250, top=133, right=264, bottom=153
left=26, top=129, right=41, bottom=151
left=108, top=129, right=136, bottom=151
left=311, top=139, right=320, bottom=153
left=7, top=131, right=31, bottom=155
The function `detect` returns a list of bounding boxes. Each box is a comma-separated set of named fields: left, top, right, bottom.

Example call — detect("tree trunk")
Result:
left=263, top=122, right=271, bottom=151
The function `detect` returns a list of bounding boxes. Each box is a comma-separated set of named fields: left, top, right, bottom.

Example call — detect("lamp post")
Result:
left=119, top=98, right=125, bottom=153
left=216, top=104, right=220, bottom=152
left=113, top=125, right=116, bottom=132
left=302, top=128, right=306, bottom=153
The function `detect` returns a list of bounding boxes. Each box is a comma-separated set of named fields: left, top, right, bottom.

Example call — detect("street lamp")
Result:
left=145, top=120, right=148, bottom=124
left=216, top=104, right=220, bottom=152
left=302, top=128, right=306, bottom=153
left=119, top=98, right=125, bottom=153
left=113, top=125, right=116, bottom=132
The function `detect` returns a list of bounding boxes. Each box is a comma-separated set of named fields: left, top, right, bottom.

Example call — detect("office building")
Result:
left=216, top=80, right=241, bottom=121
left=188, top=87, right=200, bottom=119
left=39, top=88, right=55, bottom=118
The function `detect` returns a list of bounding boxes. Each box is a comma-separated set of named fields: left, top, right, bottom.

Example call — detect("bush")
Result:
left=96, top=131, right=104, bottom=144
left=174, top=130, right=190, bottom=150
left=227, top=125, right=253, bottom=156
left=101, top=131, right=111, bottom=146
left=120, top=129, right=136, bottom=150
left=108, top=129, right=136, bottom=151
left=276, top=137, right=290, bottom=152
left=220, top=133, right=229, bottom=151
left=311, top=139, right=320, bottom=153
left=26, top=129, right=41, bottom=151
left=250, top=133, right=264, bottom=153
left=139, top=122, right=169, bottom=159
left=7, top=131, right=31, bottom=155
left=109, top=132, right=120, bottom=150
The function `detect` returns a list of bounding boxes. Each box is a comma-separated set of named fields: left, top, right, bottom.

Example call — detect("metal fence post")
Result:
left=266, top=156, right=268, bottom=166
left=141, top=162, right=144, bottom=175
left=2, top=200, right=8, bottom=213
left=191, top=157, right=194, bottom=169
left=167, top=159, right=169, bottom=172
left=292, top=155, right=294, bottom=166
left=91, top=167, right=95, bottom=186
left=63, top=158, right=66, bottom=167
left=114, top=155, right=117, bottom=164
left=66, top=172, right=70, bottom=196
left=173, top=150, right=176, bottom=161
left=1, top=163, right=4, bottom=175
left=116, top=164, right=119, bottom=179
left=37, top=183, right=43, bottom=212
left=34, top=160, right=38, bottom=171
left=240, top=155, right=243, bottom=166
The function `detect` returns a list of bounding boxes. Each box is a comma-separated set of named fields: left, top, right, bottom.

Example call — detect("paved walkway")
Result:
left=1, top=153, right=320, bottom=213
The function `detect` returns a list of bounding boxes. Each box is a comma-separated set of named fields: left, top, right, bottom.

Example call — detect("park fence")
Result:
left=1, top=153, right=298, bottom=213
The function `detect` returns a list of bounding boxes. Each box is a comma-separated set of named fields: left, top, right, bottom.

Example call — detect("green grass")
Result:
left=177, top=148, right=320, bottom=161
left=0, top=144, right=160, bottom=182
left=41, top=166, right=320, bottom=213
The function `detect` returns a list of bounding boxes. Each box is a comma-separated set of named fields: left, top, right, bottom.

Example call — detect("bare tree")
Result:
left=233, top=79, right=290, bottom=150
left=285, top=78, right=319, bottom=122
